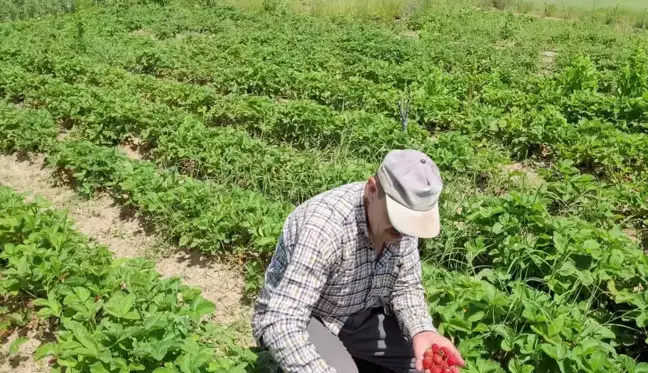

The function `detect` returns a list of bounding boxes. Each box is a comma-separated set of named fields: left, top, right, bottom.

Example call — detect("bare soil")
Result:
left=493, top=40, right=516, bottom=50
left=154, top=250, right=253, bottom=338
left=400, top=30, right=420, bottom=39
left=0, top=153, right=253, bottom=371
left=624, top=228, right=648, bottom=254
left=117, top=143, right=144, bottom=161
left=128, top=29, right=157, bottom=40
left=539, top=50, right=558, bottom=74
left=0, top=298, right=56, bottom=373
left=0, top=330, right=49, bottom=373
left=502, top=162, right=544, bottom=188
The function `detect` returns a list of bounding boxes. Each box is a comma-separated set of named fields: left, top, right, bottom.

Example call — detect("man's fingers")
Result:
left=450, top=346, right=466, bottom=367
left=415, top=357, right=423, bottom=371
left=443, top=344, right=465, bottom=367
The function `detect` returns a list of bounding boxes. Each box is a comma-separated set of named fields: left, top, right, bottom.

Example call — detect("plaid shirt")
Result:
left=251, top=182, right=436, bottom=373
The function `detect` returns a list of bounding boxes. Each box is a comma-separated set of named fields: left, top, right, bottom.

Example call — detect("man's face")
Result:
left=364, top=177, right=403, bottom=246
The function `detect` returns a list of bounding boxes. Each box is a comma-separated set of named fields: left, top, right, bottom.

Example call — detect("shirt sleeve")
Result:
left=389, top=239, right=437, bottom=340
left=255, top=226, right=337, bottom=373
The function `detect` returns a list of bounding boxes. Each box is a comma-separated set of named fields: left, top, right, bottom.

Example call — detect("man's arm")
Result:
left=389, top=239, right=436, bottom=340
left=255, top=226, right=336, bottom=373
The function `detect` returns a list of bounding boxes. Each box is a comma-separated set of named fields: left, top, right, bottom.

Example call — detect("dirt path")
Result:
left=0, top=154, right=253, bottom=372
left=539, top=50, right=558, bottom=74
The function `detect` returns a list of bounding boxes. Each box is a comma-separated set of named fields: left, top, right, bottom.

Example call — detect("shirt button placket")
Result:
left=366, top=260, right=379, bottom=308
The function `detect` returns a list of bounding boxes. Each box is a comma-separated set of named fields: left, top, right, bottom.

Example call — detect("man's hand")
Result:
left=412, top=331, right=465, bottom=372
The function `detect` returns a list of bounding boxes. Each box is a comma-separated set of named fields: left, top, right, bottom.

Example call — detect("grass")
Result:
left=221, top=0, right=423, bottom=19
left=530, top=0, right=647, bottom=11
left=478, top=0, right=648, bottom=26
left=300, top=0, right=421, bottom=18
left=216, top=0, right=648, bottom=29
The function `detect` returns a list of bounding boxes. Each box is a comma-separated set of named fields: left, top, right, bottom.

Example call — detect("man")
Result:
left=252, top=149, right=465, bottom=373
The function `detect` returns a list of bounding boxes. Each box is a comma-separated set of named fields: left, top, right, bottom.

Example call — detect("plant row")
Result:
left=0, top=115, right=645, bottom=372
left=2, top=61, right=646, bottom=236
left=2, top=39, right=647, bottom=186
left=3, top=2, right=646, bottom=134
left=3, top=47, right=648, bottom=190
left=1, top=169, right=645, bottom=373
left=3, top=169, right=643, bottom=373
left=1, top=2, right=647, bottom=136
left=0, top=186, right=262, bottom=372
left=2, top=102, right=647, bottom=358
left=423, top=265, right=648, bottom=373
left=0, top=62, right=505, bottom=181
left=1, top=84, right=645, bottom=316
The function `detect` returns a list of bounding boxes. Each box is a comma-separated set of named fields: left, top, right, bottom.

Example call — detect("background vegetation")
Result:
left=1, top=0, right=648, bottom=372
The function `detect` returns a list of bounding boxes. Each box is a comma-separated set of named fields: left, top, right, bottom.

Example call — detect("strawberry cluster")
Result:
left=422, top=344, right=460, bottom=373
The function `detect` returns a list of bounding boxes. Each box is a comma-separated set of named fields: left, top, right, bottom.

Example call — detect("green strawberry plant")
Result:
left=1, top=2, right=648, bottom=371
left=422, top=265, right=644, bottom=373
left=0, top=186, right=261, bottom=372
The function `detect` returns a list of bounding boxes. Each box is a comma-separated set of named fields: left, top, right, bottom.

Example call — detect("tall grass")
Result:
left=0, top=0, right=77, bottom=21
left=221, top=0, right=423, bottom=19
left=305, top=0, right=421, bottom=19
left=479, top=0, right=648, bottom=27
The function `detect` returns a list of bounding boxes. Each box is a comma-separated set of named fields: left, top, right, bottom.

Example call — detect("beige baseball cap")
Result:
left=376, top=149, right=443, bottom=239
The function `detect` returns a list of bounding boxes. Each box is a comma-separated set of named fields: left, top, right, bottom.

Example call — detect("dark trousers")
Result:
left=278, top=307, right=417, bottom=373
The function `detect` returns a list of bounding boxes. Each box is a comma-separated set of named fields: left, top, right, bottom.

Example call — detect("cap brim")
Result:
left=385, top=195, right=440, bottom=239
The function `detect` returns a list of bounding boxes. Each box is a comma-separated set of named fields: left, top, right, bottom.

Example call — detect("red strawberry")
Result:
left=423, top=356, right=434, bottom=370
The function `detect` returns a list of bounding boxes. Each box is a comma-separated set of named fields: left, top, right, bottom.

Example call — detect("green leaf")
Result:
left=609, top=249, right=624, bottom=267
left=447, top=318, right=471, bottom=332
left=153, top=365, right=178, bottom=373
left=467, top=311, right=485, bottom=323
left=118, top=293, right=136, bottom=316
left=635, top=363, right=648, bottom=373
left=123, top=311, right=141, bottom=320
left=491, top=324, right=513, bottom=339
left=9, top=337, right=28, bottom=355
left=34, top=342, right=58, bottom=360
left=179, top=234, right=190, bottom=247
left=34, top=293, right=62, bottom=317
left=111, top=357, right=128, bottom=369
left=588, top=350, right=606, bottom=370
left=105, top=292, right=139, bottom=320
left=149, top=340, right=175, bottom=361
left=129, top=362, right=146, bottom=371
left=188, top=296, right=215, bottom=323
left=508, top=359, right=534, bottom=373
left=637, top=312, right=648, bottom=328
left=33, top=298, right=50, bottom=307
left=74, top=287, right=91, bottom=302
left=65, top=319, right=99, bottom=357
left=541, top=343, right=568, bottom=361
left=548, top=316, right=565, bottom=337
left=90, top=362, right=110, bottom=373
left=143, top=315, right=163, bottom=330
left=49, top=293, right=62, bottom=316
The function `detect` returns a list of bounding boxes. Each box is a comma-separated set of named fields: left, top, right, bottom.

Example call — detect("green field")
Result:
left=535, top=0, right=647, bottom=10
left=1, top=0, right=648, bottom=372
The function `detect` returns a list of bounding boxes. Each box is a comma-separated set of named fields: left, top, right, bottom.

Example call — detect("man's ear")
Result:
left=366, top=176, right=378, bottom=201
